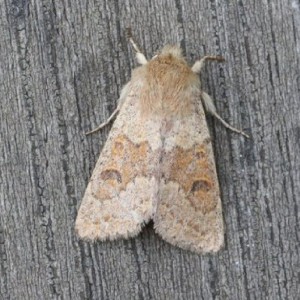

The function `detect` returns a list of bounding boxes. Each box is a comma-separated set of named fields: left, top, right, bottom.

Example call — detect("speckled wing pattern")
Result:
left=75, top=86, right=161, bottom=240
left=76, top=91, right=223, bottom=253
left=154, top=102, right=224, bottom=253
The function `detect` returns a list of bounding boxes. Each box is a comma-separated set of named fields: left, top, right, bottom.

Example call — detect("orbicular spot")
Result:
left=100, top=169, right=122, bottom=183
left=190, top=179, right=212, bottom=193
left=103, top=215, right=111, bottom=222
left=114, top=142, right=124, bottom=151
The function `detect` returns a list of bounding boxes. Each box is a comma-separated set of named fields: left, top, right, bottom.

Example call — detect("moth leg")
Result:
left=192, top=55, right=224, bottom=73
left=85, top=106, right=120, bottom=135
left=201, top=91, right=249, bottom=138
left=85, top=82, right=131, bottom=135
left=126, top=28, right=147, bottom=65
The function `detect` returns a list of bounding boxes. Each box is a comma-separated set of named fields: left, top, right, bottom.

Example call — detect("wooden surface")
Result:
left=1, top=1, right=300, bottom=299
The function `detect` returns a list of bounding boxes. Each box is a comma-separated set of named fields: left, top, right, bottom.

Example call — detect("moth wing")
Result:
left=76, top=85, right=161, bottom=241
left=154, top=101, right=224, bottom=253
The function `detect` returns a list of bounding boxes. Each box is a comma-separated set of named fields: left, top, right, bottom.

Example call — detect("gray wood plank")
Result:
left=1, top=0, right=299, bottom=299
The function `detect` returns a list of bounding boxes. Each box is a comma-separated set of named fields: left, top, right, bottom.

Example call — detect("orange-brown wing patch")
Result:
left=91, top=134, right=151, bottom=201
left=154, top=115, right=224, bottom=253
left=75, top=83, right=161, bottom=241
left=162, top=140, right=218, bottom=214
left=76, top=134, right=158, bottom=241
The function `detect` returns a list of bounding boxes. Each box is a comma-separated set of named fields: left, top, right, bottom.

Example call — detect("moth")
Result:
left=75, top=31, right=248, bottom=254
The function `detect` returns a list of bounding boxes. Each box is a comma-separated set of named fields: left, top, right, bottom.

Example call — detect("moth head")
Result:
left=151, top=45, right=185, bottom=61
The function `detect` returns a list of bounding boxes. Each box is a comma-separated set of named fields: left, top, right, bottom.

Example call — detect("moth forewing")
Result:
left=75, top=86, right=158, bottom=240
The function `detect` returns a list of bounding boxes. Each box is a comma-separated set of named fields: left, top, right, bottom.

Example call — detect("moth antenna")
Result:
left=126, top=28, right=147, bottom=65
left=192, top=55, right=225, bottom=74
left=85, top=82, right=130, bottom=135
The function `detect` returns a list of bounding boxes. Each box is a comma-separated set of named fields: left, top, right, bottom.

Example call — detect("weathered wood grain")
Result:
left=1, top=0, right=299, bottom=299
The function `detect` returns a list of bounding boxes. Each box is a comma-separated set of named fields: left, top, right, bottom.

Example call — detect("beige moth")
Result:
left=75, top=31, right=248, bottom=254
